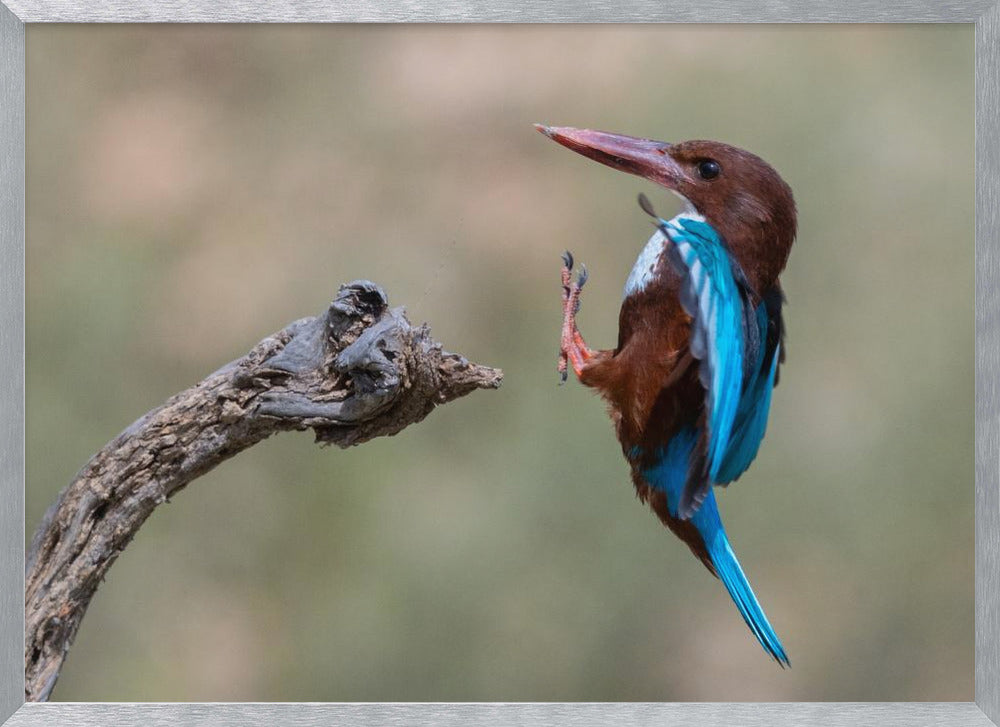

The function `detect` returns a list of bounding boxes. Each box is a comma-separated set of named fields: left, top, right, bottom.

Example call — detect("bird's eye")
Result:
left=697, top=159, right=721, bottom=180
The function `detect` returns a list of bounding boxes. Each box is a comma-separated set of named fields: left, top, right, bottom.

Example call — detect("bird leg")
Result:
left=559, top=251, right=595, bottom=382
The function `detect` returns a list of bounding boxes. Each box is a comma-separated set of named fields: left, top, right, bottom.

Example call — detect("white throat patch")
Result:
left=623, top=228, right=668, bottom=298
left=623, top=193, right=705, bottom=298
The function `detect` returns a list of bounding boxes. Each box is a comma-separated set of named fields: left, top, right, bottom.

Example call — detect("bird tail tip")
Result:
left=708, top=530, right=790, bottom=667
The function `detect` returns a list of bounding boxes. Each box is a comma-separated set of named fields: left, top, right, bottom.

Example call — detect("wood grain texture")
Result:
left=22, top=281, right=501, bottom=703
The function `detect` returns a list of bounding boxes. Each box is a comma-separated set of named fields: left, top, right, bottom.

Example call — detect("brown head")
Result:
left=536, top=125, right=797, bottom=294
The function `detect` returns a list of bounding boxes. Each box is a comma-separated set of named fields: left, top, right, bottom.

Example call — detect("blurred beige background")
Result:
left=26, top=25, right=973, bottom=701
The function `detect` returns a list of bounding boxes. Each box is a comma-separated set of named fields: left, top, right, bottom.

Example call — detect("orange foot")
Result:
left=559, top=251, right=595, bottom=383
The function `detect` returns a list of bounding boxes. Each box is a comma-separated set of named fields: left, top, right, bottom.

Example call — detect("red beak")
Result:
left=535, top=125, right=683, bottom=188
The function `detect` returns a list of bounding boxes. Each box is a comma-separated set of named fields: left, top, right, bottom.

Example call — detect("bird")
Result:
left=536, top=124, right=796, bottom=666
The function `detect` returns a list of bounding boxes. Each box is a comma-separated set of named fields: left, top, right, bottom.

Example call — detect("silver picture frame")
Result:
left=1, top=2, right=997, bottom=725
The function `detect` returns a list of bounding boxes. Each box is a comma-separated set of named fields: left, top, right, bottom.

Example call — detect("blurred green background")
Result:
left=25, top=25, right=973, bottom=701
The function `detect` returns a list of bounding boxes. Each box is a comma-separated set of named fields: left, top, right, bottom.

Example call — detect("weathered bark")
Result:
left=24, top=281, right=502, bottom=702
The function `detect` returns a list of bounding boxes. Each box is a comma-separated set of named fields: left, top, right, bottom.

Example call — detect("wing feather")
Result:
left=659, top=216, right=748, bottom=518
left=716, top=287, right=786, bottom=484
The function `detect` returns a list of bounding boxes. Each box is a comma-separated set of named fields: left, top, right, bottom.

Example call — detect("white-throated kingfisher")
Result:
left=537, top=125, right=796, bottom=666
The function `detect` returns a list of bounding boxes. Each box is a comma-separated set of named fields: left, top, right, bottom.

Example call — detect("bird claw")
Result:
left=561, top=251, right=576, bottom=303
left=561, top=252, right=587, bottom=297
left=558, top=251, right=593, bottom=382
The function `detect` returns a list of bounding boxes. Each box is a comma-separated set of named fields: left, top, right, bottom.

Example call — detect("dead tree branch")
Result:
left=24, top=280, right=502, bottom=702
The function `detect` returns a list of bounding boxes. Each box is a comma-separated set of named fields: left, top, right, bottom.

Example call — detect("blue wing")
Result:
left=660, top=216, right=748, bottom=517
left=717, top=288, right=785, bottom=484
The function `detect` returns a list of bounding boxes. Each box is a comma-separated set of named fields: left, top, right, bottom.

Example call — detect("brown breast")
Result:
left=579, top=266, right=702, bottom=458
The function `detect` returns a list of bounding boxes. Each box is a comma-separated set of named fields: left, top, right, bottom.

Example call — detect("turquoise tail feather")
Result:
left=695, top=493, right=790, bottom=667
left=643, top=427, right=789, bottom=666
